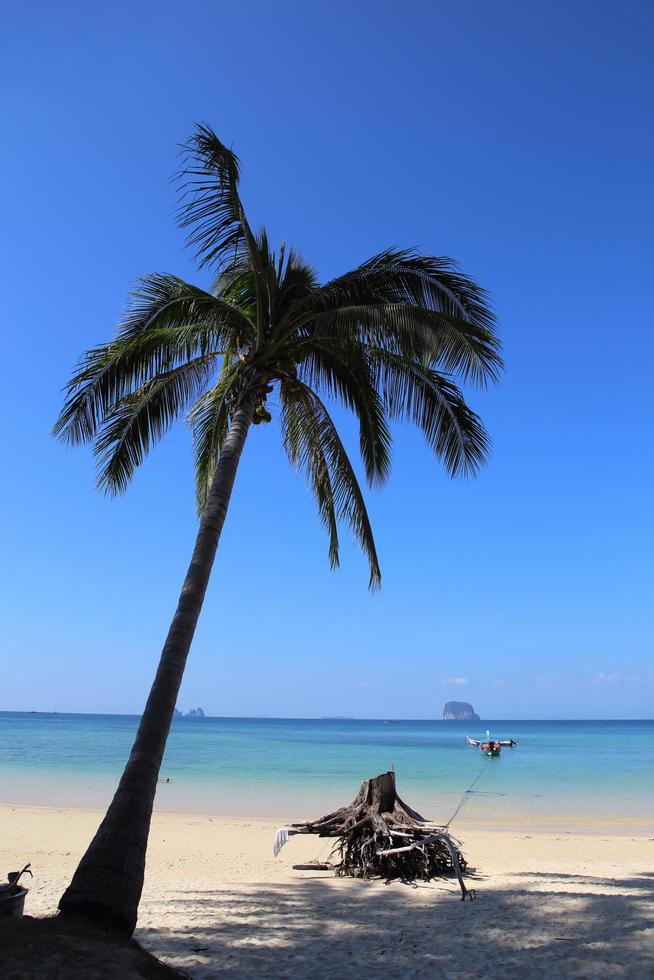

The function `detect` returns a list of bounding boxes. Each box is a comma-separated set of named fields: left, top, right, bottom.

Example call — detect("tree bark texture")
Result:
left=58, top=398, right=254, bottom=934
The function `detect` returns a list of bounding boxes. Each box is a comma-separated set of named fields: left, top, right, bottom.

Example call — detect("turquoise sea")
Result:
left=1, top=713, right=652, bottom=832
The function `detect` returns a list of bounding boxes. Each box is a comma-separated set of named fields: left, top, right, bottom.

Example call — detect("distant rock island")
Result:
left=443, top=701, right=480, bottom=721
left=173, top=707, right=206, bottom=718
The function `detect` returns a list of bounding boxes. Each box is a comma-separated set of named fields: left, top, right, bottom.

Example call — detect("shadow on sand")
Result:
left=136, top=868, right=654, bottom=978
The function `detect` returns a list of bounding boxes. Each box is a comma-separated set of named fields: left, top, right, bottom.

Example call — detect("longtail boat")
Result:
left=465, top=731, right=516, bottom=756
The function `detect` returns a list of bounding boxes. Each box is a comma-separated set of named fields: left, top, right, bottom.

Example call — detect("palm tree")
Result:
left=53, top=124, right=502, bottom=933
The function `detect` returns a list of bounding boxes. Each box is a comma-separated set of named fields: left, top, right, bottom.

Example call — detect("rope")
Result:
left=443, top=757, right=493, bottom=829
left=307, top=837, right=334, bottom=867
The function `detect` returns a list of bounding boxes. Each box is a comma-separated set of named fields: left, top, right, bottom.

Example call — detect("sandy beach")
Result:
left=2, top=804, right=653, bottom=978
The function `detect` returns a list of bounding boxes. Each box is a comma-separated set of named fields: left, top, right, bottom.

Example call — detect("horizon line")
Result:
left=1, top=709, right=652, bottom=723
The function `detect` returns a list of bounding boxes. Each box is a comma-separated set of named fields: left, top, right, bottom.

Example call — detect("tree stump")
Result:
left=289, top=771, right=469, bottom=890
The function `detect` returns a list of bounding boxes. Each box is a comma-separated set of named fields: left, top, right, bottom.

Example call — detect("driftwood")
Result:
left=290, top=771, right=474, bottom=899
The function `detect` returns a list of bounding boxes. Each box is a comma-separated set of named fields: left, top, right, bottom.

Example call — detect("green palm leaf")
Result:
left=298, top=338, right=391, bottom=487
left=281, top=382, right=381, bottom=589
left=94, top=354, right=217, bottom=494
left=119, top=273, right=254, bottom=343
left=188, top=358, right=240, bottom=514
left=301, top=248, right=496, bottom=330
left=366, top=347, right=489, bottom=476
left=53, top=275, right=250, bottom=446
left=280, top=386, right=339, bottom=571
left=176, top=124, right=249, bottom=271
left=309, top=302, right=501, bottom=385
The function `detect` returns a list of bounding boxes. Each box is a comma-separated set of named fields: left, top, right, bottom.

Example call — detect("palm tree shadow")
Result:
left=511, top=870, right=654, bottom=890
left=136, top=869, right=654, bottom=977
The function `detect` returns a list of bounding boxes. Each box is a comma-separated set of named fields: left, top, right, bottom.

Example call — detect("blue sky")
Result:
left=2, top=1, right=652, bottom=719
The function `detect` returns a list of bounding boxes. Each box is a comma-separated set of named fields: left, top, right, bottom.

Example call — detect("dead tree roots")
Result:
left=290, top=771, right=471, bottom=896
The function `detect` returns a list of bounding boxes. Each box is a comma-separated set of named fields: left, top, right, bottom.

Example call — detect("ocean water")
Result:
left=0, top=713, right=652, bottom=832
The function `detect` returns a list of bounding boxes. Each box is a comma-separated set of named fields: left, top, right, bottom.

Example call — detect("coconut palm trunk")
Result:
left=58, top=397, right=254, bottom=933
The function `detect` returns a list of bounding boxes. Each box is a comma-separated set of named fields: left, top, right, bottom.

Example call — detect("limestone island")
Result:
left=173, top=707, right=206, bottom=718
left=442, top=701, right=480, bottom=721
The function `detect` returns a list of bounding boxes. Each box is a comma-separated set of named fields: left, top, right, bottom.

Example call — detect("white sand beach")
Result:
left=2, top=804, right=653, bottom=978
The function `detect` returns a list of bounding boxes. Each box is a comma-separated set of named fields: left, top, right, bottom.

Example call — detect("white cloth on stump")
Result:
left=273, top=827, right=290, bottom=858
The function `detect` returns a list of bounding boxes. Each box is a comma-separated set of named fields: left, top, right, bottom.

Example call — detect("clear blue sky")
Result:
left=2, top=1, right=652, bottom=719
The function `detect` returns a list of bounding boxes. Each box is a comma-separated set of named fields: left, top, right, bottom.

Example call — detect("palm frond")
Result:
left=176, top=123, right=256, bottom=272
left=367, top=347, right=490, bottom=476
left=212, top=259, right=258, bottom=321
left=274, top=249, right=318, bottom=322
left=362, top=250, right=496, bottom=333
left=119, top=273, right=254, bottom=344
left=280, top=382, right=381, bottom=589
left=187, top=358, right=240, bottom=514
left=94, top=355, right=216, bottom=494
left=52, top=275, right=249, bottom=446
left=304, top=302, right=501, bottom=386
left=298, top=339, right=391, bottom=487
left=253, top=226, right=281, bottom=343
left=290, top=250, right=502, bottom=385
left=280, top=386, right=339, bottom=570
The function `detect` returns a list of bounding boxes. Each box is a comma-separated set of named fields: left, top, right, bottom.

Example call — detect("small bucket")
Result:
left=0, top=886, right=28, bottom=918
